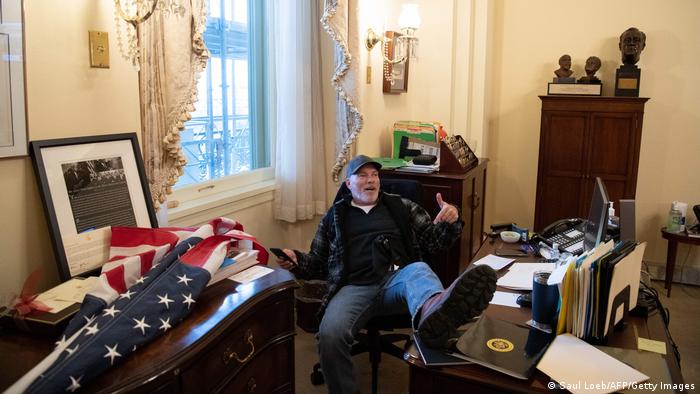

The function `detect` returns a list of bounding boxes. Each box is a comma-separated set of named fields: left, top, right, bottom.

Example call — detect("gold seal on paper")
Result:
left=486, top=338, right=514, bottom=352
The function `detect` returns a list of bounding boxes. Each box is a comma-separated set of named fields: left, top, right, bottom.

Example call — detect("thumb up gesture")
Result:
left=433, top=193, right=459, bottom=224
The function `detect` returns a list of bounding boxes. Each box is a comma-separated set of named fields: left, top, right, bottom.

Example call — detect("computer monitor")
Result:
left=583, top=177, right=610, bottom=252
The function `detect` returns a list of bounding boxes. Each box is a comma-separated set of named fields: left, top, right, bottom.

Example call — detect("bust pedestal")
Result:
left=615, top=64, right=641, bottom=97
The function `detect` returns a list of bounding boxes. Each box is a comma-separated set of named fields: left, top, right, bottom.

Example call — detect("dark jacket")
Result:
left=292, top=191, right=462, bottom=317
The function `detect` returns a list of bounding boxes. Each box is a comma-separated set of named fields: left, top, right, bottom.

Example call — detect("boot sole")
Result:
left=418, top=264, right=497, bottom=348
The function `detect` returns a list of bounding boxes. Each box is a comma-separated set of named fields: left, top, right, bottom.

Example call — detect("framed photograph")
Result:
left=30, top=133, right=158, bottom=281
left=382, top=31, right=409, bottom=94
left=0, top=0, right=28, bottom=157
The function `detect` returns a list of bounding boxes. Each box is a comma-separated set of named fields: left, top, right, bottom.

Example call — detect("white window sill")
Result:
left=167, top=180, right=276, bottom=226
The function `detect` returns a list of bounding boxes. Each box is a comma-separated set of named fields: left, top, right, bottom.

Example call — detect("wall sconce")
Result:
left=365, top=3, right=421, bottom=85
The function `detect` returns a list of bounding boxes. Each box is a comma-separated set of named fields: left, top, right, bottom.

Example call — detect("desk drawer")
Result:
left=218, top=339, right=293, bottom=393
left=181, top=296, right=294, bottom=393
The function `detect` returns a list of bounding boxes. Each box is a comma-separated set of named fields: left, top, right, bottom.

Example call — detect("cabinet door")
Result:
left=586, top=112, right=640, bottom=208
left=535, top=112, right=588, bottom=230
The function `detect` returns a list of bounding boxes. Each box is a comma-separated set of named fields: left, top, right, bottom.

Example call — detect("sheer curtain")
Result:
left=272, top=0, right=327, bottom=223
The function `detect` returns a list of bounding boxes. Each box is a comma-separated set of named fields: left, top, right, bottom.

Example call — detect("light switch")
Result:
left=89, top=31, right=110, bottom=68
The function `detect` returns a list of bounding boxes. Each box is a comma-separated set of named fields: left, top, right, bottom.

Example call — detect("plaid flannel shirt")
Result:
left=291, top=192, right=462, bottom=318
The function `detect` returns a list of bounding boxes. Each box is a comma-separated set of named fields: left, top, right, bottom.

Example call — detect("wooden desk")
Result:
left=661, top=228, right=700, bottom=297
left=0, top=268, right=298, bottom=393
left=406, top=240, right=684, bottom=393
left=381, top=159, right=488, bottom=286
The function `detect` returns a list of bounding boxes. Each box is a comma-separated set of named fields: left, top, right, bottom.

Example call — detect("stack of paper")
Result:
left=395, top=161, right=439, bottom=174
left=496, top=263, right=555, bottom=290
left=208, top=250, right=260, bottom=286
left=537, top=334, right=649, bottom=394
left=473, top=254, right=515, bottom=271
left=549, top=240, right=646, bottom=341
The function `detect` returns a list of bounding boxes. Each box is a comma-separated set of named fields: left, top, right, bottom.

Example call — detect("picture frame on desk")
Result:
left=30, top=133, right=158, bottom=281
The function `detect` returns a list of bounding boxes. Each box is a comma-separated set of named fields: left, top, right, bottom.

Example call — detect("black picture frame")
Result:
left=30, top=133, right=158, bottom=281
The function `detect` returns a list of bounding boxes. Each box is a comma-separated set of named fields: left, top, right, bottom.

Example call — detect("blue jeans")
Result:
left=317, top=262, right=443, bottom=394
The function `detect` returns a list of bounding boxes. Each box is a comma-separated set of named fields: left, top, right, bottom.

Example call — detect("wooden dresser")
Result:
left=535, top=96, right=648, bottom=231
left=0, top=268, right=298, bottom=394
left=381, top=159, right=488, bottom=286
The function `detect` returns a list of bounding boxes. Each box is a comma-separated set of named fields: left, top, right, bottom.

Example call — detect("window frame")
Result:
left=169, top=0, right=273, bottom=218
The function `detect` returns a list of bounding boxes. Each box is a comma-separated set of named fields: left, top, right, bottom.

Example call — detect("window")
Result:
left=176, top=0, right=269, bottom=189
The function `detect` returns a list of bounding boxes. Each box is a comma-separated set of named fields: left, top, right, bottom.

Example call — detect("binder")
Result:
left=455, top=316, right=554, bottom=379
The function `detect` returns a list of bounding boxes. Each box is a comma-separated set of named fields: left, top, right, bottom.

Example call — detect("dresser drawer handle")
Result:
left=223, top=329, right=255, bottom=365
left=246, top=377, right=257, bottom=393
left=471, top=193, right=481, bottom=209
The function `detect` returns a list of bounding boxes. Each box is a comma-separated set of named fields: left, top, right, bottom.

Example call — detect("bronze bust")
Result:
left=619, top=27, right=646, bottom=65
left=554, top=54, right=573, bottom=78
left=578, top=56, right=602, bottom=83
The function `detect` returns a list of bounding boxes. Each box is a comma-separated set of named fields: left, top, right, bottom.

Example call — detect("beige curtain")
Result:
left=321, top=0, right=363, bottom=182
left=138, top=1, right=209, bottom=210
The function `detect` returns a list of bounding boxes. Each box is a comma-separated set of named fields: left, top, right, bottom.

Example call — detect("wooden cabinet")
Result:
left=0, top=269, right=298, bottom=394
left=381, top=159, right=488, bottom=286
left=534, top=96, right=648, bottom=231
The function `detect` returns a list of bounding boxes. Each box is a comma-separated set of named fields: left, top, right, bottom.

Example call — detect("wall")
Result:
left=0, top=1, right=141, bottom=300
left=487, top=0, right=700, bottom=280
left=356, top=0, right=457, bottom=157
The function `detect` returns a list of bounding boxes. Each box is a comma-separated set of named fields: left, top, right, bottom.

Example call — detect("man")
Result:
left=276, top=155, right=497, bottom=393
left=619, top=27, right=646, bottom=65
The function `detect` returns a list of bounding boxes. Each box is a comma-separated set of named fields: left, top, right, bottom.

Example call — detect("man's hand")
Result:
left=433, top=193, right=459, bottom=224
left=276, top=248, right=298, bottom=271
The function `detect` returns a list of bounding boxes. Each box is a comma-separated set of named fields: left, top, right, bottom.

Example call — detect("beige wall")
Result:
left=356, top=0, right=461, bottom=157
left=487, top=0, right=700, bottom=275
left=353, top=0, right=700, bottom=277
left=0, top=1, right=141, bottom=299
left=4, top=0, right=699, bottom=302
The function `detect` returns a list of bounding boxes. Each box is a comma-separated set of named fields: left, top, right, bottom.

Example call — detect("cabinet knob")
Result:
left=246, top=378, right=257, bottom=393
left=471, top=193, right=481, bottom=209
left=223, top=329, right=255, bottom=365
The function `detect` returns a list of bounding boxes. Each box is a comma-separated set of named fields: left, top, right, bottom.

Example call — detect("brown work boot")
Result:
left=417, top=264, right=497, bottom=348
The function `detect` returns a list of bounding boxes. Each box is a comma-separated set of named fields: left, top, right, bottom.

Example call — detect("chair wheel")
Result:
left=310, top=365, right=325, bottom=385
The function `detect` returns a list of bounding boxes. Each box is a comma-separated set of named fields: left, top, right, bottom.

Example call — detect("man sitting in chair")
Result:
left=276, top=155, right=497, bottom=394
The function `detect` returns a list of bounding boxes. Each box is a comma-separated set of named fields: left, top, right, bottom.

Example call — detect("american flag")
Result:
left=7, top=218, right=268, bottom=393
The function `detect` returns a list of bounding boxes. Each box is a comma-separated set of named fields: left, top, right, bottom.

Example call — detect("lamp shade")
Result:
left=398, top=4, right=420, bottom=29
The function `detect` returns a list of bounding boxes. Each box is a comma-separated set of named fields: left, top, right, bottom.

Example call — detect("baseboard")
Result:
left=644, top=260, right=700, bottom=286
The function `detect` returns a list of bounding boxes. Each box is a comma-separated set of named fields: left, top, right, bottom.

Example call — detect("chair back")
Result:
left=334, top=178, right=424, bottom=204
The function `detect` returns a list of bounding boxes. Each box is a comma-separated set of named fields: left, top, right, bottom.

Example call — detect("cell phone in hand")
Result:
left=270, top=247, right=293, bottom=262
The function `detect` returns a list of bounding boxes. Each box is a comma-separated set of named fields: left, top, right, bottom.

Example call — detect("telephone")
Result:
left=534, top=218, right=585, bottom=255
left=540, top=218, right=584, bottom=238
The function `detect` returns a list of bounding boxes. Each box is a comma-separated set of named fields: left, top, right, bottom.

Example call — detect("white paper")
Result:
left=472, top=254, right=515, bottom=271
left=36, top=276, right=98, bottom=313
left=537, top=334, right=648, bottom=394
left=547, top=260, right=572, bottom=286
left=227, top=265, right=274, bottom=284
left=489, top=291, right=521, bottom=308
left=496, top=263, right=555, bottom=290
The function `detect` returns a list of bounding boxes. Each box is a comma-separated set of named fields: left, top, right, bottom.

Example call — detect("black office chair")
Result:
left=309, top=179, right=424, bottom=394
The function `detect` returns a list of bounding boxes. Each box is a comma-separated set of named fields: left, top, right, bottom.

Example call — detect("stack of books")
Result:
left=208, top=250, right=260, bottom=286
